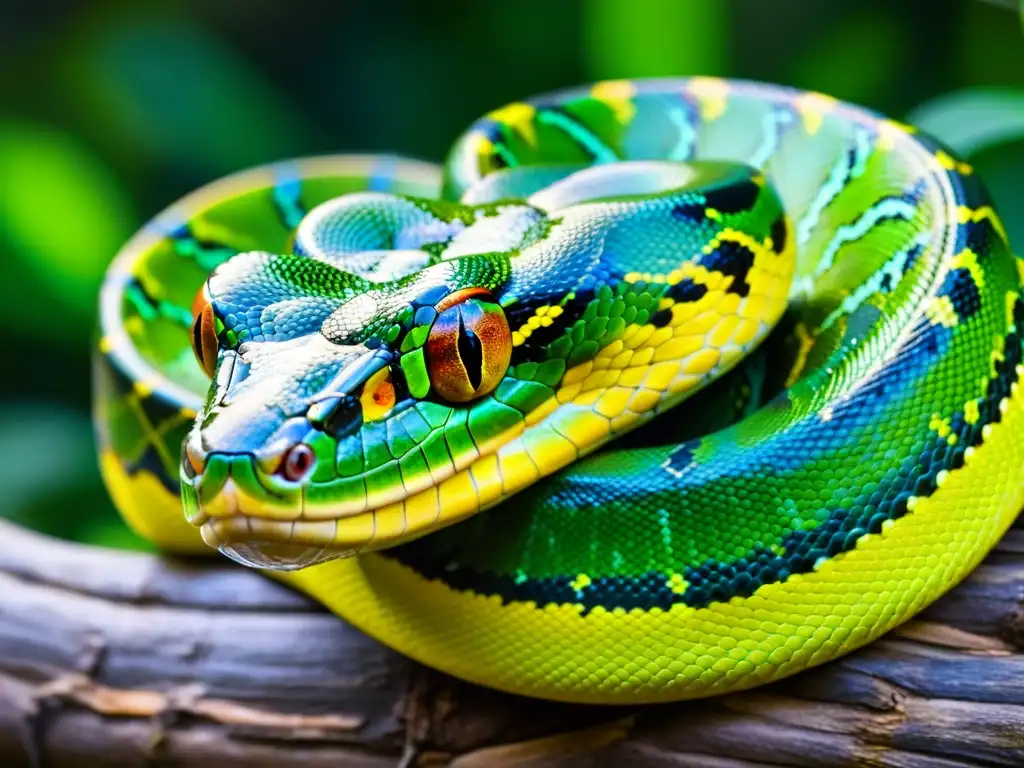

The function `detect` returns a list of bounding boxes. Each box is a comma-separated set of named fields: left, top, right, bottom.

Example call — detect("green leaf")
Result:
left=974, top=0, right=1024, bottom=22
left=788, top=11, right=902, bottom=106
left=907, top=89, right=1024, bottom=157
left=60, top=12, right=321, bottom=176
left=583, top=0, right=728, bottom=80
left=0, top=122, right=135, bottom=340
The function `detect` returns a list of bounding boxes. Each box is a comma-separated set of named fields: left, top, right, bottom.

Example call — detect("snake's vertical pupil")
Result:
left=456, top=315, right=484, bottom=390
left=425, top=292, right=511, bottom=403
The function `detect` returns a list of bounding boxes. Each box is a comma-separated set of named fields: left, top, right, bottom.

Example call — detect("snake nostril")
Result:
left=278, top=444, right=316, bottom=483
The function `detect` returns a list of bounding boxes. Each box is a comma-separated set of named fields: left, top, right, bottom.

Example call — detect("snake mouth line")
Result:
left=182, top=468, right=379, bottom=569
left=199, top=515, right=338, bottom=570
left=185, top=464, right=438, bottom=569
left=196, top=493, right=434, bottom=570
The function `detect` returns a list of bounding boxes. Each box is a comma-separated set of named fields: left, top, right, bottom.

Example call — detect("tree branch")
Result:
left=0, top=517, right=1021, bottom=767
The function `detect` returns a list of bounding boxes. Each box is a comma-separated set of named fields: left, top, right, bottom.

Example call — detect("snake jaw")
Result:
left=182, top=466, right=363, bottom=569
left=198, top=517, right=340, bottom=571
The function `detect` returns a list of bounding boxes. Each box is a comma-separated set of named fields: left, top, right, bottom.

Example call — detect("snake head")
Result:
left=180, top=237, right=515, bottom=569
left=181, top=163, right=795, bottom=571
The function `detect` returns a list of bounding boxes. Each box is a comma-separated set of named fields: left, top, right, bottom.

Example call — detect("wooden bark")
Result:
left=0, top=516, right=1021, bottom=768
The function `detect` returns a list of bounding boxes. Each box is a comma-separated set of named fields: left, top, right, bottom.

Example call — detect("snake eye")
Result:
left=425, top=290, right=511, bottom=403
left=190, top=286, right=219, bottom=378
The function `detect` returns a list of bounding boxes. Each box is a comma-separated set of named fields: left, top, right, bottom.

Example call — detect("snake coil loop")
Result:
left=95, top=79, right=1024, bottom=704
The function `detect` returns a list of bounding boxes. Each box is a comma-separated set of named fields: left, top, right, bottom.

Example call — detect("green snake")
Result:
left=94, top=78, right=1024, bottom=704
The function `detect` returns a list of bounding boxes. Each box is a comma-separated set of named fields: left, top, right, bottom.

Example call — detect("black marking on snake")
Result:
left=662, top=438, right=698, bottom=476
left=381, top=296, right=1023, bottom=612
left=97, top=354, right=189, bottom=495
left=701, top=177, right=761, bottom=215
left=389, top=363, right=413, bottom=405
left=471, top=119, right=513, bottom=169
left=937, top=267, right=983, bottom=322
left=955, top=171, right=992, bottom=212
left=507, top=294, right=587, bottom=365
left=919, top=138, right=1004, bottom=255
left=669, top=201, right=708, bottom=222
left=911, top=131, right=984, bottom=205
left=134, top=445, right=185, bottom=495
left=910, top=131, right=950, bottom=156
left=699, top=241, right=756, bottom=297
left=941, top=168, right=990, bottom=229
left=166, top=223, right=238, bottom=271
left=125, top=277, right=162, bottom=318
left=650, top=308, right=672, bottom=328
left=664, top=279, right=708, bottom=304
left=964, top=216, right=1005, bottom=259
left=770, top=215, right=788, bottom=255
left=125, top=278, right=192, bottom=329
left=902, top=240, right=927, bottom=274
left=841, top=135, right=863, bottom=181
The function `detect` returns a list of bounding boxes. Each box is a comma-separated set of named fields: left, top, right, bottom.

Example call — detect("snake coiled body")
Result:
left=95, top=79, right=1024, bottom=704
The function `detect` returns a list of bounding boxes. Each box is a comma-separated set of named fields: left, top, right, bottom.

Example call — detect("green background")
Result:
left=1, top=0, right=1022, bottom=549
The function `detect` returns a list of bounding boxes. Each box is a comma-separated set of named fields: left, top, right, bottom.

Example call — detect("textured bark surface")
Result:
left=0, top=517, right=1021, bottom=767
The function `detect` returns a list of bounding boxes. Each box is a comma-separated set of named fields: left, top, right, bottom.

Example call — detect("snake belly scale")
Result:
left=94, top=78, right=1024, bottom=704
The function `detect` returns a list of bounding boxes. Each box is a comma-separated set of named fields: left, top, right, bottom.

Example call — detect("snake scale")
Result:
left=94, top=78, right=1024, bottom=704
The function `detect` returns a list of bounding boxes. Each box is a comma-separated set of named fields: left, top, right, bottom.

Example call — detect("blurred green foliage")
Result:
left=0, top=123, right=135, bottom=337
left=1, top=0, right=1022, bottom=549
left=584, top=0, right=729, bottom=79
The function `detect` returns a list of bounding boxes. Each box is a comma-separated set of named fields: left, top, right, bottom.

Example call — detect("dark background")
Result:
left=2, top=0, right=1022, bottom=547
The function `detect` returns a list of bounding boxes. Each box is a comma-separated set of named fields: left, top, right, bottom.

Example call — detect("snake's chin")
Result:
left=199, top=523, right=344, bottom=571
left=221, top=543, right=339, bottom=571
